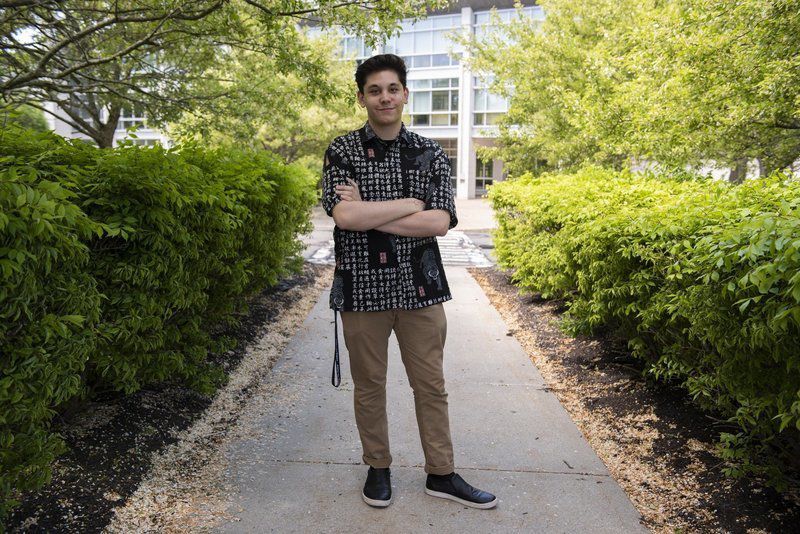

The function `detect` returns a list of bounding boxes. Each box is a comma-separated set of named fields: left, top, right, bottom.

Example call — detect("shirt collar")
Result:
left=361, top=121, right=413, bottom=148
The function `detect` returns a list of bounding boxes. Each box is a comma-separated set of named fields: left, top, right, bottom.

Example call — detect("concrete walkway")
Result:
left=215, top=264, right=648, bottom=532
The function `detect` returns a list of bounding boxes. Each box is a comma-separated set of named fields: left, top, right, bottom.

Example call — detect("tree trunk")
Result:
left=728, top=158, right=748, bottom=184
left=96, top=106, right=122, bottom=148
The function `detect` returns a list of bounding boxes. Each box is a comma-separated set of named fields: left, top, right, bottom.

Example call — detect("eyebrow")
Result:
left=366, top=83, right=401, bottom=90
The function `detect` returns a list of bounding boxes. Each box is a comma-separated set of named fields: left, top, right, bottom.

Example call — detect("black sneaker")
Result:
left=362, top=466, right=392, bottom=507
left=425, top=472, right=498, bottom=509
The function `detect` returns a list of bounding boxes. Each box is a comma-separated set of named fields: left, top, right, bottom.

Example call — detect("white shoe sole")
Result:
left=362, top=490, right=392, bottom=507
left=424, top=487, right=498, bottom=509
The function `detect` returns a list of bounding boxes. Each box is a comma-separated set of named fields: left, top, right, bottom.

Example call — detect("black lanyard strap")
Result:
left=332, top=309, right=341, bottom=387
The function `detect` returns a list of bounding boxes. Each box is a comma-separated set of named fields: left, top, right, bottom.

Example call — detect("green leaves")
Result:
left=492, top=166, right=800, bottom=492
left=464, top=0, right=800, bottom=176
left=0, top=124, right=316, bottom=521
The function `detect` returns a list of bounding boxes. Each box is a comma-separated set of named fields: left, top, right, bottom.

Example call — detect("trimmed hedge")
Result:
left=0, top=126, right=316, bottom=520
left=490, top=166, right=800, bottom=490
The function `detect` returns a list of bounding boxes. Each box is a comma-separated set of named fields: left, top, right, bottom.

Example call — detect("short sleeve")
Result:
left=321, top=139, right=353, bottom=217
left=425, top=148, right=458, bottom=230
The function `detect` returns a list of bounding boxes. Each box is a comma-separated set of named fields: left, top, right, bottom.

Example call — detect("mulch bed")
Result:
left=468, top=266, right=800, bottom=533
left=6, top=263, right=327, bottom=533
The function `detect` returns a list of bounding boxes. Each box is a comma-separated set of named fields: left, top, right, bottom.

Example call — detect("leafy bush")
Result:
left=491, top=165, right=800, bottom=490
left=1, top=128, right=103, bottom=520
left=0, top=126, right=316, bottom=521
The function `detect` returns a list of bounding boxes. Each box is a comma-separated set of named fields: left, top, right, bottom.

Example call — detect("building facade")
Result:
left=317, top=1, right=543, bottom=199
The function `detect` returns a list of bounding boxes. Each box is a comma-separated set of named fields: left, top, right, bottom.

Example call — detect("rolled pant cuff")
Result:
left=364, top=456, right=392, bottom=469
left=425, top=464, right=455, bottom=476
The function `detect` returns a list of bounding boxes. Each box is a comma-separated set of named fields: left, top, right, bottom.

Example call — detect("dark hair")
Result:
left=355, top=54, right=408, bottom=93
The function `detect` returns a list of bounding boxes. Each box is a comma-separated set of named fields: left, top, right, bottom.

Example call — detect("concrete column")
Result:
left=456, top=6, right=475, bottom=199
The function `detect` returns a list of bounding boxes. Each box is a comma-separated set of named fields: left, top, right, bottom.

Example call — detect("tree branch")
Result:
left=2, top=0, right=226, bottom=92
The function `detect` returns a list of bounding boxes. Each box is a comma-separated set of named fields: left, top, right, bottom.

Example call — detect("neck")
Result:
left=368, top=119, right=402, bottom=141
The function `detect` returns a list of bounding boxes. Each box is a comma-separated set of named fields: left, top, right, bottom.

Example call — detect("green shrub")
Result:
left=490, top=165, right=800, bottom=490
left=0, top=126, right=316, bottom=521
left=0, top=128, right=103, bottom=520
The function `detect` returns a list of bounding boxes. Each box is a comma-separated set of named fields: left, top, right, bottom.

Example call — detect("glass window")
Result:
left=488, top=92, right=507, bottom=111
left=431, top=114, right=449, bottom=126
left=413, top=55, right=431, bottom=68
left=118, top=105, right=146, bottom=131
left=414, top=18, right=432, bottom=31
left=384, top=14, right=461, bottom=69
left=432, top=29, right=449, bottom=52
left=432, top=92, right=449, bottom=111
left=408, top=79, right=459, bottom=127
left=433, top=16, right=453, bottom=29
left=486, top=112, right=503, bottom=125
left=477, top=157, right=494, bottom=178
left=396, top=32, right=413, bottom=55
left=412, top=91, right=431, bottom=113
left=432, top=139, right=458, bottom=190
left=475, top=12, right=491, bottom=25
left=415, top=30, right=433, bottom=50
left=474, top=89, right=487, bottom=111
left=431, top=53, right=450, bottom=67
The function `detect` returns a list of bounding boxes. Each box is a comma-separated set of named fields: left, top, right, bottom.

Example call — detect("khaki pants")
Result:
left=340, top=303, right=454, bottom=475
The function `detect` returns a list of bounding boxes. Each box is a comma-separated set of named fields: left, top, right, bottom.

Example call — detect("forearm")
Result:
left=374, top=210, right=450, bottom=237
left=333, top=198, right=421, bottom=231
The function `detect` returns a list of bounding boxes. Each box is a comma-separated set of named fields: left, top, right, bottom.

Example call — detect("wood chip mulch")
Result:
left=468, top=266, right=800, bottom=534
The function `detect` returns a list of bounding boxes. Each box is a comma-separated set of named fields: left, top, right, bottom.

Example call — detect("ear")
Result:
left=357, top=91, right=366, bottom=108
left=403, top=86, right=409, bottom=103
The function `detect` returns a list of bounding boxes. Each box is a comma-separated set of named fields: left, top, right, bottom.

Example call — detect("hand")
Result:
left=408, top=198, right=425, bottom=212
left=335, top=178, right=362, bottom=202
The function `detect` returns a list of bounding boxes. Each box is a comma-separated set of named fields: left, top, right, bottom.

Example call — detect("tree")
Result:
left=168, top=31, right=364, bottom=175
left=623, top=0, right=800, bottom=175
left=462, top=0, right=800, bottom=179
left=1, top=0, right=446, bottom=147
left=461, top=0, right=648, bottom=175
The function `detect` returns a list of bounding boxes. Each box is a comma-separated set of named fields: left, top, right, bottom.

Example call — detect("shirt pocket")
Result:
left=410, top=241, right=449, bottom=301
left=401, top=147, right=436, bottom=200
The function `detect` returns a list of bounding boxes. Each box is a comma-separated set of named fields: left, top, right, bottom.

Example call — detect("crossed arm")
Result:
left=331, top=178, right=450, bottom=237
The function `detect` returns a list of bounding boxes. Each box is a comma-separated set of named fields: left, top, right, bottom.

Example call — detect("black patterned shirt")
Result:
left=321, top=121, right=458, bottom=312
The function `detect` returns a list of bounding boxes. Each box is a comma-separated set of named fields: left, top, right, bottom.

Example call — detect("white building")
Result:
left=319, top=1, right=544, bottom=199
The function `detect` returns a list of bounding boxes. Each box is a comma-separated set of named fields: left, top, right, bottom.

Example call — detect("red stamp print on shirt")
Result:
left=379, top=251, right=387, bottom=264
left=367, top=148, right=375, bottom=158
left=418, top=286, right=426, bottom=297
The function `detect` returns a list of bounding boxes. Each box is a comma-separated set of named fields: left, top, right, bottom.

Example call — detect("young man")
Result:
left=321, top=54, right=497, bottom=509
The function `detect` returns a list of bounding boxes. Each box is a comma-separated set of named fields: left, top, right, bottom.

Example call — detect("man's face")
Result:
left=357, top=69, right=409, bottom=129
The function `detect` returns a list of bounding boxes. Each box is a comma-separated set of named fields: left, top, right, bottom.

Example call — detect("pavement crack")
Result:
left=260, top=458, right=610, bottom=478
